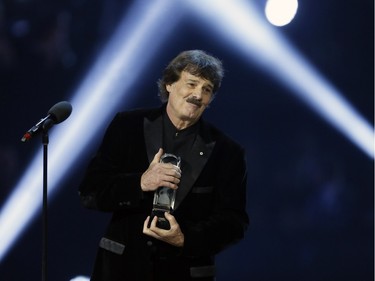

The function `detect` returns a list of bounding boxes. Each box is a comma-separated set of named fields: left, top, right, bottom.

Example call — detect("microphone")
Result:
left=21, top=101, right=73, bottom=142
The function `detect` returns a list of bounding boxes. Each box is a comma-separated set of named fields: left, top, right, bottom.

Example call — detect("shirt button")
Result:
left=147, top=241, right=153, bottom=247
left=119, top=201, right=131, bottom=206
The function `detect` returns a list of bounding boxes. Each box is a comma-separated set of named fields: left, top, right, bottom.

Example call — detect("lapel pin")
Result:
left=199, top=152, right=204, bottom=155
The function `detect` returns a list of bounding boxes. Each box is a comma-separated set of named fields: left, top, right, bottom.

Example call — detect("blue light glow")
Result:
left=185, top=0, right=374, bottom=158
left=0, top=0, right=373, bottom=270
left=0, top=0, right=182, bottom=263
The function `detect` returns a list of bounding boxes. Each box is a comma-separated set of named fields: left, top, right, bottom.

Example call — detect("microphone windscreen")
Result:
left=48, top=101, right=73, bottom=123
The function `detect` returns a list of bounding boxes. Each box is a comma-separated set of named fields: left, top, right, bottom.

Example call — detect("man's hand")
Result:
left=140, top=148, right=181, bottom=192
left=143, top=212, right=185, bottom=247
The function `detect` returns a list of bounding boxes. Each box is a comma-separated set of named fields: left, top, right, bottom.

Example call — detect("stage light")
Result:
left=70, top=276, right=89, bottom=281
left=0, top=0, right=182, bottom=263
left=1, top=0, right=373, bottom=272
left=185, top=0, right=374, bottom=158
left=265, top=0, right=298, bottom=26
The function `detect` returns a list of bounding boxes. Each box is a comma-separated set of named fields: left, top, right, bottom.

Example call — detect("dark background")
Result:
left=0, top=0, right=373, bottom=280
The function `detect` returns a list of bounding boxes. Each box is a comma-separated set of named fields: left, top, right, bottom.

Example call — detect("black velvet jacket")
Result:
left=78, top=106, right=249, bottom=281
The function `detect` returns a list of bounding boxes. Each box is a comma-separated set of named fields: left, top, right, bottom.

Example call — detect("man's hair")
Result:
left=157, top=50, right=224, bottom=102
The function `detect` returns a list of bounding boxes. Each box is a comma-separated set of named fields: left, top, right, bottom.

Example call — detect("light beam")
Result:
left=0, top=0, right=182, bottom=263
left=185, top=0, right=374, bottom=158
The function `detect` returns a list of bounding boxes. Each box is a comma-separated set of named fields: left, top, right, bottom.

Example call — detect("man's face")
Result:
left=166, top=71, right=214, bottom=127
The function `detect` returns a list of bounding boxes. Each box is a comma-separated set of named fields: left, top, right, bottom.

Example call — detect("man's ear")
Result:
left=166, top=84, right=173, bottom=93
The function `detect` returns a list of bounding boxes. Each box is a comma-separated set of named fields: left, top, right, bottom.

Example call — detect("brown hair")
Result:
left=157, top=50, right=224, bottom=102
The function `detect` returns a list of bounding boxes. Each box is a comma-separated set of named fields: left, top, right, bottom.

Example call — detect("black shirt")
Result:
left=162, top=110, right=199, bottom=165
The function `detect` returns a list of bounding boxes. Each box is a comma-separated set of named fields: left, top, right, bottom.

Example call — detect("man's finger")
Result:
left=143, top=216, right=151, bottom=232
left=150, top=215, right=159, bottom=229
left=164, top=212, right=177, bottom=226
left=143, top=216, right=159, bottom=235
left=151, top=148, right=164, bottom=164
left=164, top=165, right=182, bottom=177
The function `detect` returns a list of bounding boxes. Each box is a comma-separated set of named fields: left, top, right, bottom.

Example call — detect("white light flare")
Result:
left=0, top=0, right=182, bottom=263
left=70, top=276, right=89, bottom=281
left=265, top=0, right=298, bottom=26
left=185, top=0, right=374, bottom=158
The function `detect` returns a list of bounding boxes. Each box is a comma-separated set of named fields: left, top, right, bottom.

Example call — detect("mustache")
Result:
left=186, top=97, right=203, bottom=107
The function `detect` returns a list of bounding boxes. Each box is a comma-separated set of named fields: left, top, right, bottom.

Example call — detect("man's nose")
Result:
left=192, top=87, right=203, bottom=99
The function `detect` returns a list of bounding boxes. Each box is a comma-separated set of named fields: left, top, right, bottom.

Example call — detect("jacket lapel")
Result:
left=174, top=123, right=215, bottom=209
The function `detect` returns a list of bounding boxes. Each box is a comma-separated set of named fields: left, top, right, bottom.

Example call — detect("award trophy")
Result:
left=150, top=153, right=181, bottom=230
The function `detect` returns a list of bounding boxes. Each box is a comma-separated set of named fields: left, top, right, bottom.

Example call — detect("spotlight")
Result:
left=70, top=276, right=89, bottom=281
left=185, top=0, right=374, bottom=158
left=265, top=0, right=298, bottom=26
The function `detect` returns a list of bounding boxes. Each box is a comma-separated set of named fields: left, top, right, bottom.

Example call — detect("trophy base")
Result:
left=149, top=208, right=171, bottom=230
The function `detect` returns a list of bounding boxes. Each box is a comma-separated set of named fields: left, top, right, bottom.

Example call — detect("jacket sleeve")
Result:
left=78, top=113, right=149, bottom=212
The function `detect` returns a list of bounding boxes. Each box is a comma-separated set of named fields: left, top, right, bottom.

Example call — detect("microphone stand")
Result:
left=42, top=130, right=49, bottom=281
left=20, top=101, right=72, bottom=281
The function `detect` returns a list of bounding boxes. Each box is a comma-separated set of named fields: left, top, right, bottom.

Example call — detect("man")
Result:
left=78, top=50, right=249, bottom=281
